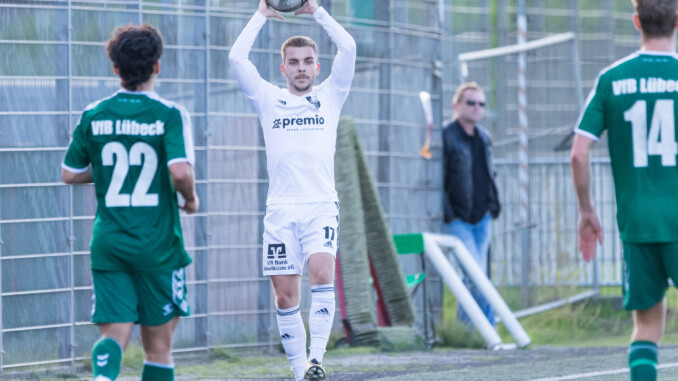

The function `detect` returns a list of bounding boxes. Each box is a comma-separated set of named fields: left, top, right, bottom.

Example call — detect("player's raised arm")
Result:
left=296, top=0, right=356, bottom=95
left=229, top=0, right=283, bottom=100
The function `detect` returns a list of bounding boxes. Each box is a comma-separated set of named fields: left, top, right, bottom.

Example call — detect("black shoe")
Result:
left=304, top=358, right=326, bottom=379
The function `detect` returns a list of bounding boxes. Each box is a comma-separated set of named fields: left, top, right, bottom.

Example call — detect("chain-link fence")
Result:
left=0, top=0, right=642, bottom=372
left=0, top=0, right=447, bottom=371
left=444, top=1, right=638, bottom=298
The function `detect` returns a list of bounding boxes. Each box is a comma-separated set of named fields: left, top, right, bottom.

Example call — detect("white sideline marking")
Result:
left=529, top=362, right=678, bottom=381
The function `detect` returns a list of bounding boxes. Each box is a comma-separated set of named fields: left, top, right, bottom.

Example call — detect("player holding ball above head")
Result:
left=266, top=0, right=309, bottom=13
left=229, top=0, right=356, bottom=379
left=572, top=1, right=678, bottom=380
left=61, top=24, right=198, bottom=381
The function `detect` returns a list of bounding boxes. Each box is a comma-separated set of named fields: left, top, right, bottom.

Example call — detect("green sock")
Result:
left=142, top=361, right=174, bottom=381
left=629, top=340, right=658, bottom=381
left=91, top=337, right=122, bottom=380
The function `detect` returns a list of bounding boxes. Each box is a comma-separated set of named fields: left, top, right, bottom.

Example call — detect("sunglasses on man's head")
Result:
left=465, top=100, right=486, bottom=107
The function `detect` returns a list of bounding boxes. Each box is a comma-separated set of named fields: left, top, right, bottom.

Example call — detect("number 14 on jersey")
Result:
left=624, top=99, right=678, bottom=167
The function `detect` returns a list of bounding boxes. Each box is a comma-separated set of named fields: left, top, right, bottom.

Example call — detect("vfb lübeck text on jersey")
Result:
left=612, top=77, right=678, bottom=96
left=273, top=115, right=325, bottom=129
left=91, top=120, right=165, bottom=136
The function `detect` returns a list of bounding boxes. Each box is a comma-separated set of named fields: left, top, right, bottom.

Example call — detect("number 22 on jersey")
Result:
left=102, top=141, right=159, bottom=207
left=624, top=99, right=678, bottom=168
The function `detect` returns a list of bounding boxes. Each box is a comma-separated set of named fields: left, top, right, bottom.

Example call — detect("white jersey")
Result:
left=229, top=8, right=356, bottom=205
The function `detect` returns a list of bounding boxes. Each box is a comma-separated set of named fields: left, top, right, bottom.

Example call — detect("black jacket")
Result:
left=443, top=119, right=501, bottom=224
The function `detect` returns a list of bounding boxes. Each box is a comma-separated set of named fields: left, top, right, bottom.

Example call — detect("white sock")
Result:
left=308, top=284, right=335, bottom=364
left=277, top=306, right=307, bottom=380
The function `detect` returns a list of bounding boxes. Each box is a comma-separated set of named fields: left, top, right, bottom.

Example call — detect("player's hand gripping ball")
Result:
left=266, top=0, right=308, bottom=12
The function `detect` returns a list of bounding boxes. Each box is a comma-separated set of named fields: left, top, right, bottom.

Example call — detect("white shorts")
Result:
left=262, top=202, right=339, bottom=276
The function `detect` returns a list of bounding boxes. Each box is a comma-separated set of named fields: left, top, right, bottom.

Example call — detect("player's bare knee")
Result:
left=144, top=349, right=172, bottom=365
left=310, top=267, right=333, bottom=285
left=142, top=339, right=172, bottom=364
left=99, top=323, right=134, bottom=350
left=632, top=302, right=666, bottom=342
left=275, top=293, right=298, bottom=309
left=308, top=253, right=335, bottom=284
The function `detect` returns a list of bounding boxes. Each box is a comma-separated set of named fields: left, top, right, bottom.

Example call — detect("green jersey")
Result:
left=576, top=51, right=678, bottom=243
left=63, top=90, right=194, bottom=271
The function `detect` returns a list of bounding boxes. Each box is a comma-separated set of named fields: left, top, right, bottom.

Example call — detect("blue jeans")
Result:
left=442, top=213, right=494, bottom=327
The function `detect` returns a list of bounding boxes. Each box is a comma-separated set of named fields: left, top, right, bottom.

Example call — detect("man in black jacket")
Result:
left=443, top=82, right=501, bottom=328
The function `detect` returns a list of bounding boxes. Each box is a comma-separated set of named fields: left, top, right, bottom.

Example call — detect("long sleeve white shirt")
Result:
left=229, top=7, right=356, bottom=205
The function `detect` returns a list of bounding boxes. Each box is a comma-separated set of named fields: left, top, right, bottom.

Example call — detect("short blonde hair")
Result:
left=452, top=82, right=484, bottom=105
left=281, top=36, right=318, bottom=61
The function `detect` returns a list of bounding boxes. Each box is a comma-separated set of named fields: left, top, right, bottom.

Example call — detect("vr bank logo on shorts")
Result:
left=265, top=244, right=295, bottom=272
left=272, top=115, right=325, bottom=129
left=268, top=244, right=286, bottom=259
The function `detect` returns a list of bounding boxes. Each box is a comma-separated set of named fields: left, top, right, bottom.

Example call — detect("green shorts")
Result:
left=622, top=241, right=678, bottom=311
left=91, top=267, right=190, bottom=326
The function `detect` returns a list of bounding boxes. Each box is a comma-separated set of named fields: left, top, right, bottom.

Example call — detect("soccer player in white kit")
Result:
left=229, top=0, right=356, bottom=379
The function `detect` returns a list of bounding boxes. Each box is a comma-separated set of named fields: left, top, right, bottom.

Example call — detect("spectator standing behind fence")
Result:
left=442, top=82, right=501, bottom=328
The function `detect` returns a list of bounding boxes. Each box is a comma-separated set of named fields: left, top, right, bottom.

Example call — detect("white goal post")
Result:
left=458, top=32, right=579, bottom=84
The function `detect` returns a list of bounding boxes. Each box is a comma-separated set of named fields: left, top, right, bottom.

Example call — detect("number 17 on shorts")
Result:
left=262, top=202, right=339, bottom=276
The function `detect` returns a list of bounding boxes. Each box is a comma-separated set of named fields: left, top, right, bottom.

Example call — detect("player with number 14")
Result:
left=571, top=1, right=678, bottom=380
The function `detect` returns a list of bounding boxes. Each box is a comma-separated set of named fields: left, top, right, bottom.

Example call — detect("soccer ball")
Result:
left=266, top=0, right=308, bottom=13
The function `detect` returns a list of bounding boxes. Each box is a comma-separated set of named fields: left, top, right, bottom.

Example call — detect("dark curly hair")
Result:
left=632, top=0, right=678, bottom=38
left=106, top=24, right=163, bottom=91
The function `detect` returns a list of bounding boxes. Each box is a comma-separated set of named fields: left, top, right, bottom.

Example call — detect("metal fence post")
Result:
left=67, top=0, right=76, bottom=367
left=0, top=134, right=3, bottom=375
left=204, top=2, right=211, bottom=354
left=517, top=0, right=531, bottom=306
